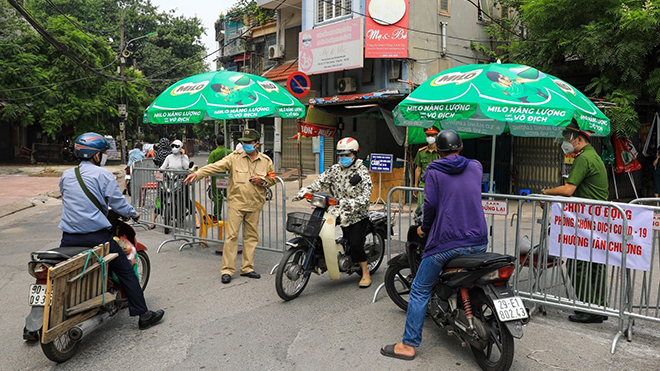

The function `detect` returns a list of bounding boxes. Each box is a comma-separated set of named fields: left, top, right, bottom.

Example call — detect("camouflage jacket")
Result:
left=295, top=159, right=372, bottom=227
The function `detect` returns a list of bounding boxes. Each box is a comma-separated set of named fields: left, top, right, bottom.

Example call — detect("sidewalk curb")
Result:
left=0, top=189, right=61, bottom=219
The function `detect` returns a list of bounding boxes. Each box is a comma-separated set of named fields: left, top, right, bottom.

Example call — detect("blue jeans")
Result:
left=402, top=244, right=487, bottom=347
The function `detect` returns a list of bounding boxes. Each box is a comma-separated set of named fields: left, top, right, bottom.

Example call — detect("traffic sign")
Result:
left=287, top=71, right=311, bottom=98
left=369, top=153, right=393, bottom=173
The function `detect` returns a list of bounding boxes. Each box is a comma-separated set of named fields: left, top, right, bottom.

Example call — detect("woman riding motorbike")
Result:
left=293, top=137, right=374, bottom=288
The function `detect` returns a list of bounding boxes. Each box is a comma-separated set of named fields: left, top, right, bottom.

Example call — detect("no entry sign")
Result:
left=287, top=71, right=311, bottom=98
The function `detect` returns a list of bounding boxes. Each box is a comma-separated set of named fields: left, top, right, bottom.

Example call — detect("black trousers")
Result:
left=341, top=217, right=369, bottom=263
left=61, top=230, right=148, bottom=316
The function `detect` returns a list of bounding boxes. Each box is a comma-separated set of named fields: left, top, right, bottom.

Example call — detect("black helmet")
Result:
left=436, top=129, right=462, bottom=152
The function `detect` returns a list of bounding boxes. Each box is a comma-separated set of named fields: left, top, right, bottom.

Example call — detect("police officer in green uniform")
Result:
left=542, top=120, right=609, bottom=323
left=413, top=128, right=441, bottom=209
left=208, top=134, right=232, bottom=221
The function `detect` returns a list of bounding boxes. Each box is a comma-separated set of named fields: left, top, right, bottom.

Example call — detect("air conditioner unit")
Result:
left=337, top=77, right=356, bottom=93
left=238, top=26, right=252, bottom=38
left=268, top=44, right=284, bottom=60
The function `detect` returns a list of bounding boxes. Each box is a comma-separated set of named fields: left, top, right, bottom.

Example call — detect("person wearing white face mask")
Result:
left=542, top=120, right=609, bottom=324
left=413, top=128, right=441, bottom=211
left=160, top=139, right=189, bottom=170
left=58, top=133, right=165, bottom=330
left=293, top=137, right=374, bottom=288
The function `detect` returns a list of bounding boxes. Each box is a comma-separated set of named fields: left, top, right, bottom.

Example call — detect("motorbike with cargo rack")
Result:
left=23, top=212, right=150, bottom=363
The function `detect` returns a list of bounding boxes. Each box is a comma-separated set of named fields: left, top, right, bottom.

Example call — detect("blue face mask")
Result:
left=243, top=144, right=255, bottom=154
left=339, top=156, right=353, bottom=167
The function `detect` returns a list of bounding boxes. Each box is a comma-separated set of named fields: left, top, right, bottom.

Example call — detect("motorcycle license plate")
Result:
left=492, top=296, right=528, bottom=322
left=28, top=284, right=47, bottom=306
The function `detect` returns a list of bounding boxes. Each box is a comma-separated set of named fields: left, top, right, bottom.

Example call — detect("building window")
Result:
left=439, top=0, right=450, bottom=15
left=317, top=0, right=352, bottom=23
left=478, top=0, right=509, bottom=23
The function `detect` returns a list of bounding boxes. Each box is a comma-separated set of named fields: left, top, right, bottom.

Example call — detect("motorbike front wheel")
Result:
left=275, top=247, right=311, bottom=301
left=469, top=290, right=515, bottom=371
left=41, top=332, right=80, bottom=363
left=384, top=259, right=413, bottom=312
left=136, top=250, right=151, bottom=291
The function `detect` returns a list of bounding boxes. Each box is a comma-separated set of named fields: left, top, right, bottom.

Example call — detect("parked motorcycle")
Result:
left=275, top=192, right=388, bottom=301
left=23, top=215, right=150, bottom=363
left=384, top=224, right=525, bottom=371
left=61, top=138, right=75, bottom=162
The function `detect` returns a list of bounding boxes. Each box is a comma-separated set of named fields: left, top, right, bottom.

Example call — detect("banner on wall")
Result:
left=292, top=121, right=336, bottom=139
left=365, top=0, right=409, bottom=58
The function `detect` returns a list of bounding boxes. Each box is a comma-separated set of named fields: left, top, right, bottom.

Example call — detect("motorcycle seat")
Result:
left=444, top=252, right=514, bottom=269
left=35, top=246, right=91, bottom=261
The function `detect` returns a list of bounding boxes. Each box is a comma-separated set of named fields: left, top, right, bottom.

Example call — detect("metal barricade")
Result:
left=149, top=172, right=287, bottom=254
left=625, top=198, right=660, bottom=343
left=130, top=161, right=196, bottom=251
left=378, top=186, right=655, bottom=353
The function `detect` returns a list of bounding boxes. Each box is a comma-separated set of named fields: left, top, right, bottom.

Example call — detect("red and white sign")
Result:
left=482, top=200, right=508, bottom=216
left=549, top=202, right=653, bottom=271
left=298, top=18, right=364, bottom=76
left=365, top=0, right=409, bottom=58
left=653, top=213, right=660, bottom=231
left=293, top=121, right=336, bottom=139
left=215, top=176, right=228, bottom=189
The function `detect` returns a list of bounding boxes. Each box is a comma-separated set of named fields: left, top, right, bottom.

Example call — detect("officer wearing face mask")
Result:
left=542, top=120, right=608, bottom=324
left=58, top=133, right=165, bottom=330
left=293, top=137, right=374, bottom=288
left=413, top=128, right=441, bottom=210
left=185, top=129, right=276, bottom=284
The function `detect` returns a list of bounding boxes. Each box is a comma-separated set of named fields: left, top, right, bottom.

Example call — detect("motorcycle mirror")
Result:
left=188, top=161, right=195, bottom=169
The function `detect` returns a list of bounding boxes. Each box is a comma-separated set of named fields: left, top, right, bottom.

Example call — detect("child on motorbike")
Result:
left=293, top=137, right=374, bottom=288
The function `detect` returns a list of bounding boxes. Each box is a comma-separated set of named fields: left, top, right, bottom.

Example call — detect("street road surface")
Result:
left=1, top=186, right=660, bottom=370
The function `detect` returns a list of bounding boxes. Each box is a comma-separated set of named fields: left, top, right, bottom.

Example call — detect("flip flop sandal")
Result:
left=380, top=344, right=415, bottom=361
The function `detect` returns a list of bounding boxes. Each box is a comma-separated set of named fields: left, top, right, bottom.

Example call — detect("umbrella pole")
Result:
left=223, top=120, right=228, bottom=157
left=611, top=167, right=620, bottom=200
left=297, top=120, right=303, bottom=189
left=488, top=131, right=496, bottom=193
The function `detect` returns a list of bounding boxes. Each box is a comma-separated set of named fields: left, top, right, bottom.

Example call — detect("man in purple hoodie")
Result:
left=381, top=129, right=489, bottom=361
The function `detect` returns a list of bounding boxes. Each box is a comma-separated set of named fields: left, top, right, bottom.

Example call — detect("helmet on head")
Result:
left=75, top=133, right=110, bottom=159
left=336, top=137, right=359, bottom=155
left=436, top=129, right=462, bottom=152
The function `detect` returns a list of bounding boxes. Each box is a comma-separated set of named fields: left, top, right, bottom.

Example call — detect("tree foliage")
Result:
left=484, top=0, right=660, bottom=136
left=1, top=0, right=209, bottom=142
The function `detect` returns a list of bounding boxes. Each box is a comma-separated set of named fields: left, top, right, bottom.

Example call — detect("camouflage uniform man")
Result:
left=185, top=129, right=275, bottom=284
left=413, top=128, right=440, bottom=209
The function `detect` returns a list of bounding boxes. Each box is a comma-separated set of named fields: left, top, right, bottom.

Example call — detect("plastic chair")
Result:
left=195, top=201, right=225, bottom=240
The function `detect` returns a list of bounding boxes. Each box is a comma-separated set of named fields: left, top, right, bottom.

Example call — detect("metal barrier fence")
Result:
left=130, top=160, right=287, bottom=254
left=378, top=186, right=660, bottom=353
left=625, top=198, right=660, bottom=344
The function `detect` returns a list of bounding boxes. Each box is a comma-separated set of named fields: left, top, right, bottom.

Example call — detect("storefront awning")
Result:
left=262, top=60, right=298, bottom=82
left=308, top=90, right=406, bottom=117
left=234, top=54, right=251, bottom=62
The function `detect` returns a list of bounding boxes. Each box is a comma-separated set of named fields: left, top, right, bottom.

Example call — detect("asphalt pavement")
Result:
left=1, top=154, right=660, bottom=370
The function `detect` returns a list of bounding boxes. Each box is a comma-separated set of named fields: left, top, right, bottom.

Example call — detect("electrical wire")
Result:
left=0, top=77, right=91, bottom=93
left=146, top=0, right=288, bottom=80
left=315, top=0, right=531, bottom=43
left=44, top=0, right=120, bottom=34
left=7, top=0, right=125, bottom=82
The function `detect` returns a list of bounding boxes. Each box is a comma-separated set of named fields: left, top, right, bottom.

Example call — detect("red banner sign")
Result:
left=293, top=121, right=336, bottom=139
left=365, top=0, right=409, bottom=58
left=613, top=132, right=642, bottom=173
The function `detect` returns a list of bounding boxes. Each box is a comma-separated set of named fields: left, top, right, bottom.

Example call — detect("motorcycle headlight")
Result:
left=310, top=194, right=327, bottom=208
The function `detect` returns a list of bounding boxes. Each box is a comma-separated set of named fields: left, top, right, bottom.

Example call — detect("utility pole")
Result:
left=118, top=10, right=127, bottom=163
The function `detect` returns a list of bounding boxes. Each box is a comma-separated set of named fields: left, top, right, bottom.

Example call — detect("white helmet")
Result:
left=336, top=137, right=359, bottom=155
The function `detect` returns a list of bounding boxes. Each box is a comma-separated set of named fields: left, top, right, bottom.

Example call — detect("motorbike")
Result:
left=275, top=192, right=388, bottom=301
left=384, top=224, right=525, bottom=371
left=23, top=215, right=150, bottom=363
left=124, top=165, right=132, bottom=196
left=61, top=138, right=75, bottom=162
